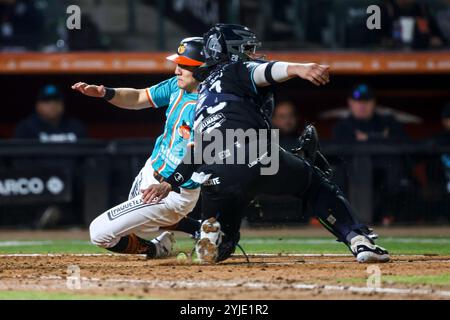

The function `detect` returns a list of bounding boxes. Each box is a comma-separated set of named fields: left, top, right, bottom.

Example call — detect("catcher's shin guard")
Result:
left=306, top=167, right=378, bottom=246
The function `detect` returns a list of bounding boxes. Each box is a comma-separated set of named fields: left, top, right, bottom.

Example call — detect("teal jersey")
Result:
left=146, top=77, right=198, bottom=189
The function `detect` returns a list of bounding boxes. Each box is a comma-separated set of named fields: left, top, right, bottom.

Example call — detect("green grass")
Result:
left=1, top=236, right=450, bottom=255
left=0, top=291, right=147, bottom=300
left=336, top=274, right=450, bottom=286
left=2, top=235, right=450, bottom=298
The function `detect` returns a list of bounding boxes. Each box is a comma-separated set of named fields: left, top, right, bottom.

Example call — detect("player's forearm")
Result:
left=252, top=62, right=294, bottom=87
left=107, top=88, right=149, bottom=110
left=253, top=62, right=329, bottom=87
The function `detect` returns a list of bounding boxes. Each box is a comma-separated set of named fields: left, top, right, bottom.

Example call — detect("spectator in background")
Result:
left=333, top=84, right=407, bottom=143
left=418, top=103, right=450, bottom=222
left=14, top=85, right=87, bottom=142
left=0, top=0, right=44, bottom=50
left=381, top=0, right=445, bottom=49
left=272, top=101, right=300, bottom=150
left=333, top=84, right=411, bottom=224
left=434, top=0, right=450, bottom=46
left=434, top=103, right=450, bottom=194
left=13, top=85, right=87, bottom=228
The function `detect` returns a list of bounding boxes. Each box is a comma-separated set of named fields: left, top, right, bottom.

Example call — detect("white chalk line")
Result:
left=241, top=238, right=450, bottom=245
left=0, top=240, right=90, bottom=247
left=2, top=238, right=450, bottom=248
left=5, top=275, right=449, bottom=298
left=0, top=241, right=53, bottom=247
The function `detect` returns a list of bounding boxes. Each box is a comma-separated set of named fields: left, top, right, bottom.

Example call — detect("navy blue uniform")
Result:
left=168, top=60, right=372, bottom=251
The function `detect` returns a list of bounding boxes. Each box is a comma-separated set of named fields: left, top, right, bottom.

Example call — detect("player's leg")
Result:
left=259, top=147, right=389, bottom=263
left=161, top=216, right=201, bottom=237
left=89, top=164, right=200, bottom=258
left=97, top=165, right=175, bottom=257
left=193, top=162, right=257, bottom=263
left=88, top=196, right=179, bottom=258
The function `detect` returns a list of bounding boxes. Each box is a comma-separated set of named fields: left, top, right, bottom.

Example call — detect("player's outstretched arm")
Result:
left=252, top=62, right=330, bottom=87
left=71, top=82, right=150, bottom=110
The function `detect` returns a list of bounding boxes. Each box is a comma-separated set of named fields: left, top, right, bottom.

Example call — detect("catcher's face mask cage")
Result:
left=203, top=23, right=262, bottom=65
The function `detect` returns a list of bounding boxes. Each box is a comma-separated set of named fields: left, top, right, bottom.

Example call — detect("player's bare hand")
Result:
left=290, top=63, right=330, bottom=86
left=71, top=82, right=106, bottom=98
left=141, top=182, right=172, bottom=204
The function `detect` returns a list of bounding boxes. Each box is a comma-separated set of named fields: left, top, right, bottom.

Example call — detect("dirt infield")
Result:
left=0, top=253, right=449, bottom=299
left=1, top=227, right=450, bottom=299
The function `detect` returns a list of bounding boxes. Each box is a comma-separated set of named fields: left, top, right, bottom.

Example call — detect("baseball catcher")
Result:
left=148, top=24, right=390, bottom=264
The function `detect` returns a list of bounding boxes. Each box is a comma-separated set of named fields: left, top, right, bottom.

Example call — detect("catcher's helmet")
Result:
left=203, top=23, right=261, bottom=65
left=166, top=37, right=205, bottom=67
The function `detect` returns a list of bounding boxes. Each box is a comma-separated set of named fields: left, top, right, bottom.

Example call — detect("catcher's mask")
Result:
left=203, top=23, right=261, bottom=66
left=166, top=37, right=205, bottom=67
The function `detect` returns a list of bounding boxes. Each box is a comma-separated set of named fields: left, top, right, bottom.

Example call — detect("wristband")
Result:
left=103, top=87, right=116, bottom=101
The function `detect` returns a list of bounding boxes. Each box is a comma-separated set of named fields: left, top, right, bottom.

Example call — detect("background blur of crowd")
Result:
left=1, top=0, right=450, bottom=52
left=1, top=0, right=449, bottom=228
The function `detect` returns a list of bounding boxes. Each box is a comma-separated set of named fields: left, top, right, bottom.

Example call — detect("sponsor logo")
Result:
left=108, top=198, right=148, bottom=220
left=203, top=177, right=220, bottom=186
left=46, top=176, right=64, bottom=195
left=39, top=132, right=77, bottom=143
left=0, top=176, right=65, bottom=196
left=205, top=33, right=222, bottom=59
left=174, top=172, right=184, bottom=183
left=326, top=214, right=337, bottom=225
left=198, top=113, right=225, bottom=133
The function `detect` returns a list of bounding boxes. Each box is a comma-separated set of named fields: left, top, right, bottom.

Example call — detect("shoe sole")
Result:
left=196, top=238, right=218, bottom=263
left=357, top=251, right=390, bottom=263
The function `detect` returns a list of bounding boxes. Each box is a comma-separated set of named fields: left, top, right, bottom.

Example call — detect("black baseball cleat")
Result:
left=350, top=235, right=390, bottom=263
left=216, top=232, right=240, bottom=262
left=292, top=124, right=333, bottom=178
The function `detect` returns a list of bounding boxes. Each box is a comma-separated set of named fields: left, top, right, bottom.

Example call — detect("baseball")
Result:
left=176, top=252, right=188, bottom=264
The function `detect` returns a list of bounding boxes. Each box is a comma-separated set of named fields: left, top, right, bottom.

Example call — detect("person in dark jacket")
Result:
left=271, top=101, right=301, bottom=151
left=431, top=103, right=450, bottom=198
left=333, top=84, right=407, bottom=143
left=333, top=84, right=411, bottom=224
left=14, top=85, right=87, bottom=142
left=12, top=85, right=87, bottom=228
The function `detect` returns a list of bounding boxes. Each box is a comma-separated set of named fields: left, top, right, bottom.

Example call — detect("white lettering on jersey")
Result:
left=210, top=80, right=222, bottom=93
left=207, top=102, right=227, bottom=114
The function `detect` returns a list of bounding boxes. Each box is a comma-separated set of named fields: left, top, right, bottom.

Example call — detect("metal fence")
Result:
left=0, top=140, right=449, bottom=227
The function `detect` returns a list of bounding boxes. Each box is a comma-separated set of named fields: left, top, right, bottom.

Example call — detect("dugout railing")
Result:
left=0, top=140, right=449, bottom=227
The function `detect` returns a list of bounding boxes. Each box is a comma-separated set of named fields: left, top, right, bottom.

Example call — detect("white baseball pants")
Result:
left=89, top=159, right=200, bottom=248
